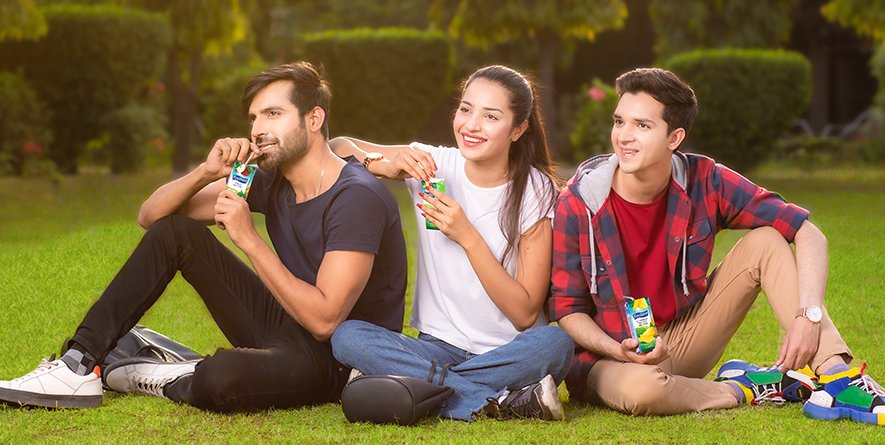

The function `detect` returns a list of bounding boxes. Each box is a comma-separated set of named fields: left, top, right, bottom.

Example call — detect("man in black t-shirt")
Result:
left=0, top=62, right=407, bottom=412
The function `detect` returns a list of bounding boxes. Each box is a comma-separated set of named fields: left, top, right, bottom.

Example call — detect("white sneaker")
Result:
left=103, top=357, right=197, bottom=398
left=0, top=358, right=102, bottom=408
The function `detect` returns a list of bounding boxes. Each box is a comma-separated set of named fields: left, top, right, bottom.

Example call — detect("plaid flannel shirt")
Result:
left=548, top=152, right=810, bottom=397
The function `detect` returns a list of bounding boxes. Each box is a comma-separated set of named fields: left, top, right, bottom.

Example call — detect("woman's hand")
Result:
left=388, top=145, right=437, bottom=182
left=417, top=186, right=481, bottom=249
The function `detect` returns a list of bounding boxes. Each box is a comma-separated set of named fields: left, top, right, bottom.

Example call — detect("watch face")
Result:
left=807, top=306, right=823, bottom=322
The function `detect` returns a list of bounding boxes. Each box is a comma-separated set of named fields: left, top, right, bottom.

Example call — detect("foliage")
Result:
left=100, top=103, right=168, bottom=174
left=822, top=0, right=885, bottom=42
left=0, top=4, right=171, bottom=174
left=127, top=0, right=249, bottom=172
left=0, top=72, right=52, bottom=175
left=302, top=28, right=454, bottom=143
left=649, top=0, right=798, bottom=61
left=667, top=48, right=812, bottom=172
left=568, top=80, right=618, bottom=161
left=0, top=0, right=47, bottom=41
left=443, top=0, right=626, bottom=49
left=202, top=57, right=268, bottom=142
left=436, top=0, right=627, bottom=156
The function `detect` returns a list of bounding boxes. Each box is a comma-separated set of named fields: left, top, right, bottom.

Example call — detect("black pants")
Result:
left=70, top=214, right=349, bottom=412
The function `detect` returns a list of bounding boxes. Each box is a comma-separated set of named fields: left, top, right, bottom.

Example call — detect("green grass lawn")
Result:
left=0, top=165, right=882, bottom=444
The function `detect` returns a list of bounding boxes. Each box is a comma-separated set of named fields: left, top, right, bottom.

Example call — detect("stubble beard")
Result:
left=259, top=121, right=309, bottom=171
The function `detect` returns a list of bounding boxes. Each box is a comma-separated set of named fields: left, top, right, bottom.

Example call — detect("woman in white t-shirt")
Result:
left=330, top=65, right=574, bottom=421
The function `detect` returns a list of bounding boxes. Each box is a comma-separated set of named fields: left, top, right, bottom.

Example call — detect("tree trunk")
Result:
left=168, top=49, right=203, bottom=173
left=537, top=34, right=561, bottom=159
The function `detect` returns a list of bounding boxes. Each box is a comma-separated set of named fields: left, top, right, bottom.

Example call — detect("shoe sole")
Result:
left=804, top=402, right=884, bottom=425
left=0, top=387, right=101, bottom=409
left=538, top=375, right=565, bottom=421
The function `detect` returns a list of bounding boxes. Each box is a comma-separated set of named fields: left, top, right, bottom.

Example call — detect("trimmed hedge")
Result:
left=0, top=4, right=171, bottom=174
left=667, top=48, right=812, bottom=171
left=301, top=28, right=453, bottom=143
left=0, top=72, right=52, bottom=175
left=569, top=79, right=619, bottom=162
left=101, top=103, right=167, bottom=174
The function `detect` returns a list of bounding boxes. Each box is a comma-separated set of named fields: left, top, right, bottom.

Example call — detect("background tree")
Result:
left=133, top=0, right=249, bottom=172
left=0, top=0, right=47, bottom=41
left=822, top=0, right=885, bottom=41
left=650, top=0, right=798, bottom=61
left=434, top=0, right=626, bottom=156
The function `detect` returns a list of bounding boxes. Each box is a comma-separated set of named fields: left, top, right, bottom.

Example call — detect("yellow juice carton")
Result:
left=624, top=296, right=657, bottom=353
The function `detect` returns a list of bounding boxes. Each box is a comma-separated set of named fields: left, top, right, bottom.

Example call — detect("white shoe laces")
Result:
left=751, top=385, right=787, bottom=405
left=11, top=358, right=60, bottom=383
left=853, top=364, right=885, bottom=397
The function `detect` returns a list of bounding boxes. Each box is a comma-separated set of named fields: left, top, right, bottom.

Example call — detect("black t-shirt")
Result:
left=246, top=157, right=406, bottom=333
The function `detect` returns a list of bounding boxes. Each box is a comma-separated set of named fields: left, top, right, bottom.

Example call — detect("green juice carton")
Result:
left=227, top=161, right=256, bottom=198
left=624, top=296, right=658, bottom=353
left=421, top=178, right=446, bottom=230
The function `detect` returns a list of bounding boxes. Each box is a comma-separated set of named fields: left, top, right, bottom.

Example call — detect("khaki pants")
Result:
left=582, top=227, right=852, bottom=415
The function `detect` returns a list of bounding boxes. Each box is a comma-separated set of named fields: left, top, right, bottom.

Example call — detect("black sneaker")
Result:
left=488, top=375, right=564, bottom=421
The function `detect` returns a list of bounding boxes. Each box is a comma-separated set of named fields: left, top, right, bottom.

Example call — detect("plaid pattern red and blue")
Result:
left=548, top=153, right=810, bottom=397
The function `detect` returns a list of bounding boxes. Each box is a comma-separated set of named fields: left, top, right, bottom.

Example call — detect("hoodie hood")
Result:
left=569, top=152, right=689, bottom=213
left=566, top=151, right=691, bottom=296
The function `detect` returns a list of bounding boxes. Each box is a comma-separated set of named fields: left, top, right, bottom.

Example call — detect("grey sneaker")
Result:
left=489, top=374, right=564, bottom=421
left=103, top=357, right=197, bottom=398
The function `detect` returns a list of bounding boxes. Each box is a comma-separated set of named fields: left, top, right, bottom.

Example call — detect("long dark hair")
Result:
left=462, top=65, right=560, bottom=265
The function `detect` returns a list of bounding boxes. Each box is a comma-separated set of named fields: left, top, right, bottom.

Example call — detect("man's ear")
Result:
left=306, top=106, right=325, bottom=133
left=668, top=127, right=686, bottom=152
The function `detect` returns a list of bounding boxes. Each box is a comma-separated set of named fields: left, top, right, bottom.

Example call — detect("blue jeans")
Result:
left=331, top=320, right=574, bottom=421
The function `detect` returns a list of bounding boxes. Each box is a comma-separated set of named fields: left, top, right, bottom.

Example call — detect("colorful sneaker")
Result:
left=103, top=357, right=197, bottom=399
left=0, top=357, right=102, bottom=408
left=486, top=374, right=564, bottom=421
left=803, top=362, right=884, bottom=425
left=716, top=359, right=817, bottom=405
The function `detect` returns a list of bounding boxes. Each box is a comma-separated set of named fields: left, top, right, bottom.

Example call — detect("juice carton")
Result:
left=227, top=161, right=257, bottom=199
left=421, top=178, right=446, bottom=230
left=624, top=296, right=658, bottom=353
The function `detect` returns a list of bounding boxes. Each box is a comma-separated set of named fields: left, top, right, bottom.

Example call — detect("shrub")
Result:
left=301, top=28, right=453, bottom=143
left=569, top=79, right=618, bottom=162
left=100, top=103, right=168, bottom=174
left=0, top=4, right=171, bottom=174
left=0, top=71, right=52, bottom=175
left=201, top=50, right=268, bottom=144
left=667, top=48, right=812, bottom=171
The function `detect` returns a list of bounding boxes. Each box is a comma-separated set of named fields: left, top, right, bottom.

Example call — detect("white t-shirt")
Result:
left=407, top=143, right=555, bottom=354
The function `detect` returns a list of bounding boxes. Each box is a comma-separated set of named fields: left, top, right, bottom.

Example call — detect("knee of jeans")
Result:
left=145, top=214, right=203, bottom=242
left=537, top=326, right=574, bottom=362
left=330, top=319, right=374, bottom=364
left=188, top=350, right=259, bottom=412
left=614, top=365, right=671, bottom=415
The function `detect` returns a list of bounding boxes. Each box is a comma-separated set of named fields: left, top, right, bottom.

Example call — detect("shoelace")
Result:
left=11, top=356, right=58, bottom=383
left=132, top=374, right=176, bottom=397
left=750, top=385, right=786, bottom=406
left=853, top=363, right=885, bottom=397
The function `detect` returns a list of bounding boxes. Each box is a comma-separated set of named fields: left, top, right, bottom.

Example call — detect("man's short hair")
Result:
left=615, top=68, right=698, bottom=135
left=242, top=61, right=332, bottom=139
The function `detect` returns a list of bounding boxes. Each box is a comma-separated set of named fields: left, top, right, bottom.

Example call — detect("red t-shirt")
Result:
left=609, top=188, right=677, bottom=324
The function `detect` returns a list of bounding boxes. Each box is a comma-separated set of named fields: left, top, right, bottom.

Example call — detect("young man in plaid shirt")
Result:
left=549, top=68, right=883, bottom=425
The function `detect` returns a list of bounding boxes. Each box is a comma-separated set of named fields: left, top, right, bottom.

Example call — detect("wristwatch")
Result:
left=362, top=152, right=384, bottom=171
left=796, top=305, right=823, bottom=323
